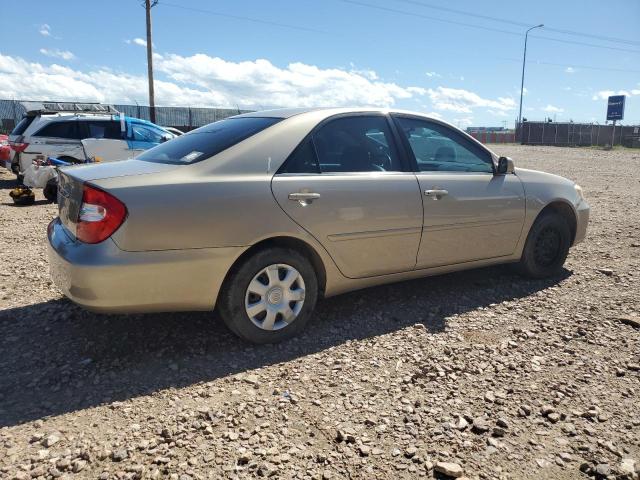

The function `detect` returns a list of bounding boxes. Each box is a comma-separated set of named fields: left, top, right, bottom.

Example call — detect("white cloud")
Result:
left=0, top=51, right=521, bottom=123
left=592, top=88, right=640, bottom=100
left=154, top=53, right=421, bottom=107
left=0, top=52, right=427, bottom=108
left=39, top=24, right=51, bottom=37
left=39, top=48, right=76, bottom=61
left=543, top=104, right=564, bottom=113
left=425, top=71, right=441, bottom=78
left=425, top=87, right=515, bottom=114
left=125, top=38, right=148, bottom=47
left=565, top=67, right=575, bottom=74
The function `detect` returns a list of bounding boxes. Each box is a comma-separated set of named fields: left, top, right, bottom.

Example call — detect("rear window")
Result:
left=136, top=117, right=281, bottom=164
left=11, top=116, right=36, bottom=136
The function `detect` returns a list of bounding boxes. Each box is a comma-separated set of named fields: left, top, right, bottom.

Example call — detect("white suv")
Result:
left=8, top=102, right=177, bottom=182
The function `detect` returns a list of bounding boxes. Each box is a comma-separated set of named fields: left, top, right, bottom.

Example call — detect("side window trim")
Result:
left=390, top=114, right=496, bottom=174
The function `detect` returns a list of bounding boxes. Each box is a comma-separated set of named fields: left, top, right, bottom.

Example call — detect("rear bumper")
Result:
left=573, top=200, right=590, bottom=245
left=47, top=218, right=245, bottom=313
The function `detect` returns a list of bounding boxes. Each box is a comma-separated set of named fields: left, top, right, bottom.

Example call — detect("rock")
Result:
left=496, top=417, right=509, bottom=429
left=597, top=268, right=614, bottom=276
left=536, top=458, right=552, bottom=468
left=434, top=461, right=464, bottom=478
left=541, top=405, right=555, bottom=416
left=547, top=412, right=561, bottom=423
left=472, top=417, right=490, bottom=434
left=41, top=434, right=60, bottom=447
left=492, top=427, right=506, bottom=437
left=595, top=463, right=610, bottom=476
left=404, top=446, right=417, bottom=458
left=619, top=458, right=636, bottom=476
left=484, top=391, right=496, bottom=402
left=243, top=374, right=260, bottom=386
left=112, top=449, right=128, bottom=462
left=358, top=446, right=370, bottom=457
left=453, top=417, right=468, bottom=430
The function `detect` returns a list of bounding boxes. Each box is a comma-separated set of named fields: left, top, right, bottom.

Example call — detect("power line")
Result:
left=337, top=0, right=640, bottom=54
left=160, top=1, right=327, bottom=34
left=392, top=0, right=640, bottom=47
left=497, top=57, right=640, bottom=74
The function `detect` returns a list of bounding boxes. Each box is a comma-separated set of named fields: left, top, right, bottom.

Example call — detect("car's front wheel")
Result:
left=518, top=211, right=571, bottom=278
left=218, top=247, right=318, bottom=343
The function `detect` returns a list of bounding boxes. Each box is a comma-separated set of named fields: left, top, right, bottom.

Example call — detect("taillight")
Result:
left=76, top=184, right=127, bottom=244
left=10, top=142, right=29, bottom=153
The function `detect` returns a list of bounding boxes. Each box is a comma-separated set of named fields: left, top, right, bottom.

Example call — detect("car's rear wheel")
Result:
left=43, top=179, right=58, bottom=203
left=218, top=247, right=318, bottom=343
left=518, top=211, right=571, bottom=278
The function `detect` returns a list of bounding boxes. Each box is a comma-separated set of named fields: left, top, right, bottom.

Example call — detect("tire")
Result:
left=218, top=247, right=318, bottom=344
left=518, top=211, right=571, bottom=278
left=43, top=179, right=58, bottom=203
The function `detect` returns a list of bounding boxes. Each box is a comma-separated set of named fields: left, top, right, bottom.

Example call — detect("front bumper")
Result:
left=47, top=218, right=245, bottom=313
left=573, top=200, right=590, bottom=245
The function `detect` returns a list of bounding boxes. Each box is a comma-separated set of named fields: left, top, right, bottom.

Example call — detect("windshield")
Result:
left=136, top=117, right=281, bottom=164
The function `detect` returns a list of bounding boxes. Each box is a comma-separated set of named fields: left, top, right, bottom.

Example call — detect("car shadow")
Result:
left=0, top=176, right=18, bottom=190
left=0, top=265, right=571, bottom=427
left=2, top=199, right=51, bottom=207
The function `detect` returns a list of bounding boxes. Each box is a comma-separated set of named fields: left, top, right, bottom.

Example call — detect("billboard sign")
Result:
left=607, top=95, right=625, bottom=121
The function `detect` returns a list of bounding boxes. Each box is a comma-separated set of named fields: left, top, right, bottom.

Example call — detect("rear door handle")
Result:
left=288, top=192, right=321, bottom=205
left=424, top=189, right=448, bottom=199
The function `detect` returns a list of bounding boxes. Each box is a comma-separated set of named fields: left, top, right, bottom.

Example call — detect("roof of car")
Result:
left=232, top=107, right=440, bottom=120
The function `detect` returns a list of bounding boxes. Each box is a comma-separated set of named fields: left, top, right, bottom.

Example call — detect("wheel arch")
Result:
left=222, top=236, right=328, bottom=297
left=537, top=200, right=578, bottom=245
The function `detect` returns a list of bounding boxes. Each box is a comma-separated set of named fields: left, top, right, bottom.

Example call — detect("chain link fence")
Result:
left=0, top=99, right=253, bottom=133
left=516, top=121, right=640, bottom=147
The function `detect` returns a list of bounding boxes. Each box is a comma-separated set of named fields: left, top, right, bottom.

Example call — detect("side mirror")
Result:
left=160, top=134, right=171, bottom=143
left=496, top=156, right=515, bottom=175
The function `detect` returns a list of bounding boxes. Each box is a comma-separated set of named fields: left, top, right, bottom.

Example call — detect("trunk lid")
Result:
left=57, top=159, right=177, bottom=238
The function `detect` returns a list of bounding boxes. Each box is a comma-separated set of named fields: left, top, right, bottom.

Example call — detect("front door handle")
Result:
left=424, top=189, right=448, bottom=199
left=288, top=192, right=321, bottom=206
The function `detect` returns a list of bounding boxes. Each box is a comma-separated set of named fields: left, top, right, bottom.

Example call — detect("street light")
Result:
left=517, top=24, right=544, bottom=130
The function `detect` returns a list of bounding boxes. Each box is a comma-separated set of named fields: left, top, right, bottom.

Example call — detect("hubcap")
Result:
left=245, top=264, right=306, bottom=331
left=534, top=227, right=561, bottom=267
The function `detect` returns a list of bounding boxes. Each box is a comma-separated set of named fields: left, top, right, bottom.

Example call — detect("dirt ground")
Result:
left=0, top=145, right=639, bottom=480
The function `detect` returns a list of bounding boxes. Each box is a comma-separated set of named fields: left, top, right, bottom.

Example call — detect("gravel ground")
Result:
left=0, top=145, right=639, bottom=480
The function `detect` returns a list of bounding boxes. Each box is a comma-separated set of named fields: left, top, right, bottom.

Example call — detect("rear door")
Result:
left=271, top=114, right=423, bottom=279
left=81, top=120, right=131, bottom=161
left=22, top=119, right=85, bottom=171
left=393, top=115, right=525, bottom=268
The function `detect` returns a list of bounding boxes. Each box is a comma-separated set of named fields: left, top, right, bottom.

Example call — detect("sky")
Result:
left=0, top=0, right=639, bottom=127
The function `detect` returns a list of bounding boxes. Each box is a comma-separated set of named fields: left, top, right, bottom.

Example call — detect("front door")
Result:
left=271, top=114, right=423, bottom=279
left=393, top=115, right=525, bottom=268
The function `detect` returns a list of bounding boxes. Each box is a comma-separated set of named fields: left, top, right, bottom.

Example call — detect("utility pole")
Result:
left=517, top=23, right=543, bottom=140
left=144, top=0, right=158, bottom=124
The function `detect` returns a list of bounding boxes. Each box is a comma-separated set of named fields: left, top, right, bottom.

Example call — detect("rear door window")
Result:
left=84, top=121, right=122, bottom=140
left=34, top=121, right=80, bottom=140
left=137, top=117, right=282, bottom=164
left=313, top=115, right=402, bottom=173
